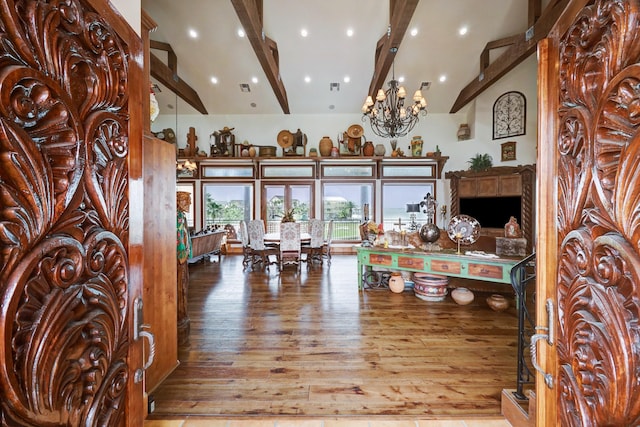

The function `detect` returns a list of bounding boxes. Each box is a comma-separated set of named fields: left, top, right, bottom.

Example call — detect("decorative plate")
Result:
left=277, top=130, right=293, bottom=148
left=447, top=215, right=481, bottom=245
left=347, top=124, right=364, bottom=139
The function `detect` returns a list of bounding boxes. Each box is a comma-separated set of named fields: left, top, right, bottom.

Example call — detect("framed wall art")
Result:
left=501, top=141, right=517, bottom=162
left=493, top=91, right=526, bottom=140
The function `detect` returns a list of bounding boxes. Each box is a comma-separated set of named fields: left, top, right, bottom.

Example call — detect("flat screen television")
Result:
left=459, top=196, right=521, bottom=229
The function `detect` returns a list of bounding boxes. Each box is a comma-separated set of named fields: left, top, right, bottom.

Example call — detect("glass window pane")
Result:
left=382, top=183, right=435, bottom=232
left=262, top=166, right=313, bottom=178
left=382, top=165, right=434, bottom=177
left=291, top=185, right=311, bottom=221
left=264, top=185, right=284, bottom=225
left=203, top=184, right=253, bottom=239
left=322, top=183, right=373, bottom=241
left=323, top=165, right=373, bottom=177
left=202, top=166, right=254, bottom=178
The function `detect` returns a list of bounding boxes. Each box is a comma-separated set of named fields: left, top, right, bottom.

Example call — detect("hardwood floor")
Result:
left=147, top=254, right=522, bottom=422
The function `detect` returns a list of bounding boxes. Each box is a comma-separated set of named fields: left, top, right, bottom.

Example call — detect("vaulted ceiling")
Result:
left=142, top=0, right=563, bottom=117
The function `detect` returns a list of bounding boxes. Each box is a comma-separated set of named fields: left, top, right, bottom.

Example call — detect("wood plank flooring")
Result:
left=148, top=255, right=523, bottom=420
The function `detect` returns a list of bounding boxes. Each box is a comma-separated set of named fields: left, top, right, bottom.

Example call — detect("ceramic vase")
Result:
left=362, top=141, right=375, bottom=156
left=388, top=272, right=405, bottom=293
left=374, top=144, right=386, bottom=156
left=319, top=136, right=333, bottom=157
left=410, top=136, right=423, bottom=157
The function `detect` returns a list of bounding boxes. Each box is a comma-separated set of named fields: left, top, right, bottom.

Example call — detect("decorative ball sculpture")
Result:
left=419, top=223, right=440, bottom=243
left=418, top=192, right=440, bottom=243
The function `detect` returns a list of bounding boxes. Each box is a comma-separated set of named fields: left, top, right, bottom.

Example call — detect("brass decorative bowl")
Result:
left=259, top=146, right=277, bottom=157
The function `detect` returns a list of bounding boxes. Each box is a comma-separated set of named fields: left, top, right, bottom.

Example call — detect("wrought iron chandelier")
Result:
left=361, top=63, right=427, bottom=138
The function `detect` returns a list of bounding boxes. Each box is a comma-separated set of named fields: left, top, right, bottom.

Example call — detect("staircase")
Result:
left=502, top=389, right=536, bottom=427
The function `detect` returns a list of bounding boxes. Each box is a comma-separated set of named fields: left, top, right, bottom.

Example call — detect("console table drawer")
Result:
left=430, top=259, right=462, bottom=274
left=468, top=263, right=504, bottom=280
left=397, top=256, right=426, bottom=270
left=368, top=253, right=393, bottom=266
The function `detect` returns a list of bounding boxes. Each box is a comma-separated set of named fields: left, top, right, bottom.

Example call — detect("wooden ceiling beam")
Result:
left=367, top=0, right=420, bottom=97
left=150, top=51, right=208, bottom=115
left=231, top=0, right=290, bottom=114
left=450, top=0, right=569, bottom=113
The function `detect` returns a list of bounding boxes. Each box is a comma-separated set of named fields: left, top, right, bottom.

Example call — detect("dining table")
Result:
left=263, top=232, right=311, bottom=244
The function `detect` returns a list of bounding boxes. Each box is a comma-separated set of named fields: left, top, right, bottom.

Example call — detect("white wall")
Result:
left=110, top=0, right=140, bottom=35
left=153, top=55, right=538, bottom=175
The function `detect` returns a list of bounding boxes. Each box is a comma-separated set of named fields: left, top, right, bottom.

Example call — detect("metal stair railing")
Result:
left=510, top=252, right=537, bottom=400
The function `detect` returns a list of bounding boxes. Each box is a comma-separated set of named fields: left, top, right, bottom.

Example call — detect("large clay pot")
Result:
left=319, top=136, right=333, bottom=157
left=362, top=141, right=375, bottom=156
left=388, top=272, right=405, bottom=293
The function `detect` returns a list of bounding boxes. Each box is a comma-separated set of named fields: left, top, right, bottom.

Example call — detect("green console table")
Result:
left=356, top=245, right=523, bottom=290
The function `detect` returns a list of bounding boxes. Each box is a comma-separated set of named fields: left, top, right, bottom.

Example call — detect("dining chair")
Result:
left=247, top=219, right=278, bottom=270
left=321, top=219, right=334, bottom=266
left=239, top=220, right=253, bottom=270
left=302, top=218, right=324, bottom=266
left=279, top=222, right=301, bottom=271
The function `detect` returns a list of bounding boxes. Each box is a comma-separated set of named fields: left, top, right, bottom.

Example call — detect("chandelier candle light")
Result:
left=361, top=60, right=427, bottom=138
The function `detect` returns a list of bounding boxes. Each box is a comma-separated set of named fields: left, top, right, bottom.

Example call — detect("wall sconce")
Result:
left=457, top=123, right=471, bottom=141
left=176, top=159, right=197, bottom=173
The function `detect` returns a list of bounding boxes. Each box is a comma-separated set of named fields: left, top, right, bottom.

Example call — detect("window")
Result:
left=262, top=183, right=313, bottom=233
left=381, top=182, right=435, bottom=232
left=202, top=183, right=253, bottom=238
left=322, top=182, right=373, bottom=241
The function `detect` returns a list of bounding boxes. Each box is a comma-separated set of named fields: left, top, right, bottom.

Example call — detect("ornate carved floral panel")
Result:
left=0, top=0, right=134, bottom=424
left=555, top=0, right=640, bottom=425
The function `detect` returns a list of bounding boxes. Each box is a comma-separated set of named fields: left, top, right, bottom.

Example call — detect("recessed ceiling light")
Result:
left=346, top=28, right=354, bottom=37
left=304, top=76, right=311, bottom=83
left=410, top=28, right=418, bottom=37
left=343, top=76, right=350, bottom=83
left=398, top=76, right=405, bottom=83
left=237, top=28, right=245, bottom=38
left=251, top=77, right=258, bottom=84
left=459, top=26, right=468, bottom=36
left=439, top=75, right=447, bottom=83
left=300, top=28, right=308, bottom=37
left=188, top=28, right=198, bottom=39
left=210, top=76, right=218, bottom=84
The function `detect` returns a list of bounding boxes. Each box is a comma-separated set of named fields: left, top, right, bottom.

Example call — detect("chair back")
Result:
left=279, top=222, right=301, bottom=253
left=239, top=220, right=249, bottom=247
left=247, top=220, right=267, bottom=250
left=308, top=218, right=325, bottom=249
left=326, top=220, right=334, bottom=245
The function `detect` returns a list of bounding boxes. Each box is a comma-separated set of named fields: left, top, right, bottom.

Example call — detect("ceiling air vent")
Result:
left=420, top=82, right=431, bottom=90
left=239, top=83, right=251, bottom=92
left=330, top=82, right=340, bottom=91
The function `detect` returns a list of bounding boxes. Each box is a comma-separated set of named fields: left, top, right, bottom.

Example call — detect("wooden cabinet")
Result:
left=445, top=165, right=536, bottom=254
left=142, top=134, right=178, bottom=393
left=142, top=12, right=178, bottom=395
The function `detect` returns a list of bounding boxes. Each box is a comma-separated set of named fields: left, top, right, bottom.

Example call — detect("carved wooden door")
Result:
left=537, top=0, right=640, bottom=425
left=0, top=0, right=145, bottom=425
